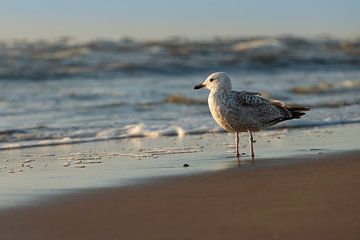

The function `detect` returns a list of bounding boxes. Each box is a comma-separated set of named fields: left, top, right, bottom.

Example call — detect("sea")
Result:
left=1, top=36, right=360, bottom=150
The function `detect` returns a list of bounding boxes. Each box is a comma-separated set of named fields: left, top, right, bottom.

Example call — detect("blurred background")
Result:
left=1, top=0, right=360, bottom=149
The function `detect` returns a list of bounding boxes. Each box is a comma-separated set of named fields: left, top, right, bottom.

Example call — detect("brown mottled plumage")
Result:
left=194, top=72, right=309, bottom=159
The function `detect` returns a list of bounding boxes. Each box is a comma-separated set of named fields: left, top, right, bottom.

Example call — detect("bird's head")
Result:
left=194, top=72, right=232, bottom=93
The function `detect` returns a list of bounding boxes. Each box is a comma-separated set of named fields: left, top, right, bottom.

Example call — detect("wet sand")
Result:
left=1, top=150, right=359, bottom=240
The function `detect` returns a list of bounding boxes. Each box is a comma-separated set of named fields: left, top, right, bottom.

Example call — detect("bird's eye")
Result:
left=209, top=78, right=215, bottom=82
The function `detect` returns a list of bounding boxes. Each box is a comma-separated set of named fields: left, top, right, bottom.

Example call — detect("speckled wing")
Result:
left=226, top=91, right=291, bottom=130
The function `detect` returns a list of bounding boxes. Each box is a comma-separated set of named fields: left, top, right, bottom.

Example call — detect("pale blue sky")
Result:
left=0, top=0, right=359, bottom=41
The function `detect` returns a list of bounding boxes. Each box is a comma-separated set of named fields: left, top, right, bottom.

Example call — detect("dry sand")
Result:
left=0, top=151, right=359, bottom=240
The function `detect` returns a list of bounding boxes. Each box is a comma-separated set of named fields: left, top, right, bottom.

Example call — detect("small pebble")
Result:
left=74, top=165, right=86, bottom=168
left=8, top=169, right=15, bottom=174
left=183, top=163, right=190, bottom=168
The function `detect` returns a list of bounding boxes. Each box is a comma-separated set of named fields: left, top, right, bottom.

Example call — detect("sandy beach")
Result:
left=1, top=122, right=360, bottom=240
left=1, top=2, right=360, bottom=239
left=0, top=149, right=359, bottom=240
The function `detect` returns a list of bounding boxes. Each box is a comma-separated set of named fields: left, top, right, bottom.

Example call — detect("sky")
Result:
left=0, top=0, right=359, bottom=41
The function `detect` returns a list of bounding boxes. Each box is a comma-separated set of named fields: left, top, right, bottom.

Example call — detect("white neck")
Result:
left=211, top=87, right=231, bottom=95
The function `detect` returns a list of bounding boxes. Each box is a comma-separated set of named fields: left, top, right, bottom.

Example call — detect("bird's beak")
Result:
left=193, top=83, right=205, bottom=90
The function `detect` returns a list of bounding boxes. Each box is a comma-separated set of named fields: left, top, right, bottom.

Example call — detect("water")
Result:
left=1, top=36, right=360, bottom=150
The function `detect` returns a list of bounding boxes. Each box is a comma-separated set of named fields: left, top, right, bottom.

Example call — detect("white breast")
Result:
left=208, top=91, right=234, bottom=132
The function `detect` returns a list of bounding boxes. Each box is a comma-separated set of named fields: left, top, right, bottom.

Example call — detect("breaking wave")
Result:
left=1, top=36, right=360, bottom=80
left=1, top=116, right=360, bottom=151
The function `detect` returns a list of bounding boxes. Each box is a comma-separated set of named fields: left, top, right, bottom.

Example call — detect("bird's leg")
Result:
left=248, top=130, right=255, bottom=159
left=235, top=132, right=240, bottom=158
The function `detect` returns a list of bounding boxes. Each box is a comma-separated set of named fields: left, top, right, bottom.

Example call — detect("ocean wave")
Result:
left=163, top=95, right=207, bottom=105
left=308, top=99, right=360, bottom=108
left=1, top=36, right=360, bottom=80
left=1, top=118, right=359, bottom=151
left=93, top=95, right=207, bottom=107
left=290, top=79, right=360, bottom=94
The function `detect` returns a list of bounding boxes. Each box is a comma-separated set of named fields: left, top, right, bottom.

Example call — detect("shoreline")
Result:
left=0, top=123, right=359, bottom=210
left=2, top=119, right=360, bottom=152
left=0, top=150, right=359, bottom=240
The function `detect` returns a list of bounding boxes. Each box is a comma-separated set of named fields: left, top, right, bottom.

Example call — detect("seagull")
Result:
left=194, top=72, right=309, bottom=159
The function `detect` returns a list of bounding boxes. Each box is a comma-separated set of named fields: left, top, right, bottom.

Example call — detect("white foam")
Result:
left=1, top=117, right=360, bottom=151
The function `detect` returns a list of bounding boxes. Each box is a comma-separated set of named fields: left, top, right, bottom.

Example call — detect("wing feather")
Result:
left=228, top=91, right=291, bottom=128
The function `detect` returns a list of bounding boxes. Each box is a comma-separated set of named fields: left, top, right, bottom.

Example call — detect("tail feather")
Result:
left=286, top=104, right=310, bottom=119
left=272, top=100, right=310, bottom=121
